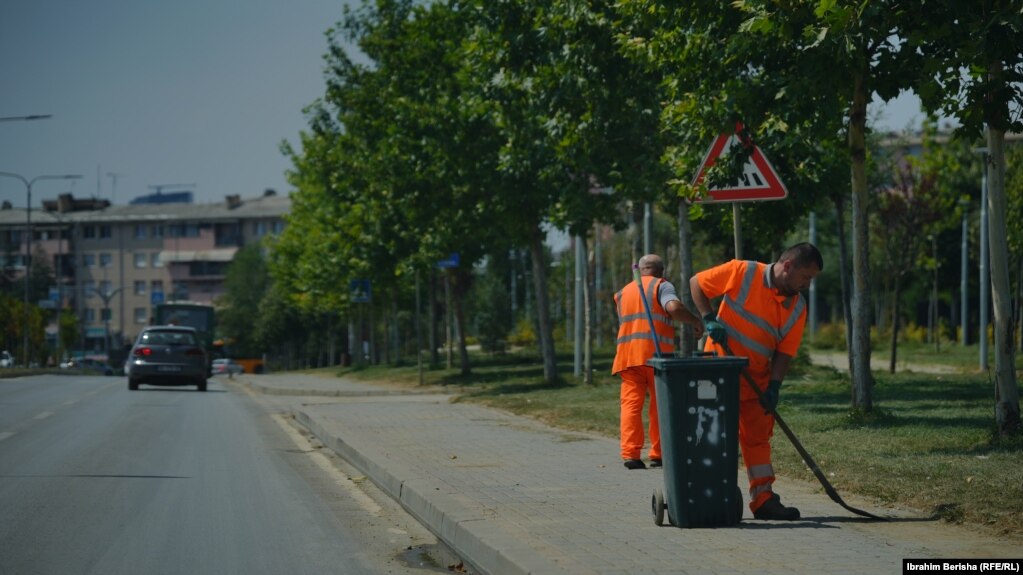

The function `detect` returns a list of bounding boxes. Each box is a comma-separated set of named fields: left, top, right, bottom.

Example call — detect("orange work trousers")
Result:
left=739, top=396, right=777, bottom=512
left=619, top=365, right=660, bottom=461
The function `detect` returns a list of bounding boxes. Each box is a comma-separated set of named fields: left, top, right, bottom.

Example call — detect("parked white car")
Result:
left=0, top=350, right=13, bottom=368
left=211, top=358, right=244, bottom=376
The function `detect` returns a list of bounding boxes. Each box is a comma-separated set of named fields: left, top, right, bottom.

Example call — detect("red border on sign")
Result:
left=691, top=125, right=788, bottom=203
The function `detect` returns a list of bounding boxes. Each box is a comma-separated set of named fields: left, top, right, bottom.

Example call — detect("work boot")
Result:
left=649, top=458, right=663, bottom=468
left=753, top=494, right=801, bottom=520
left=623, top=459, right=646, bottom=470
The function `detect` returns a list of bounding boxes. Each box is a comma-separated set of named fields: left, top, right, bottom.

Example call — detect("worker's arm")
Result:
left=689, top=275, right=714, bottom=318
left=770, top=351, right=792, bottom=382
left=665, top=299, right=704, bottom=339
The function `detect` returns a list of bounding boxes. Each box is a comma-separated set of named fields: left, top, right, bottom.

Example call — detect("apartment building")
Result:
left=0, top=190, right=288, bottom=355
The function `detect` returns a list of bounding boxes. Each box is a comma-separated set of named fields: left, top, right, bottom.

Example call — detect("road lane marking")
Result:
left=0, top=432, right=14, bottom=442
left=271, top=413, right=383, bottom=516
left=34, top=411, right=54, bottom=420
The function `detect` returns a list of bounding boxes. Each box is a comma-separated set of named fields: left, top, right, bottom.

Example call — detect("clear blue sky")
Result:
left=0, top=1, right=926, bottom=209
left=0, top=0, right=351, bottom=207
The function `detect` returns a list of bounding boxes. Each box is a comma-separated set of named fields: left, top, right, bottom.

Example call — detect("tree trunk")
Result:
left=429, top=269, right=439, bottom=366
left=530, top=222, right=558, bottom=383
left=985, top=124, right=1021, bottom=435
left=834, top=193, right=856, bottom=384
left=889, top=276, right=902, bottom=374
left=629, top=201, right=643, bottom=264
left=453, top=278, right=471, bottom=376
left=1016, top=258, right=1022, bottom=354
left=677, top=200, right=698, bottom=357
left=849, top=72, right=874, bottom=411
left=582, top=237, right=593, bottom=385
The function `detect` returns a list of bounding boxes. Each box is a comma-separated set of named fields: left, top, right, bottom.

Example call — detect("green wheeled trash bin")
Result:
left=648, top=355, right=748, bottom=528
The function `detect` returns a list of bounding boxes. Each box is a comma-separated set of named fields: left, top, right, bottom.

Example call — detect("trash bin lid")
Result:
left=647, top=355, right=749, bottom=372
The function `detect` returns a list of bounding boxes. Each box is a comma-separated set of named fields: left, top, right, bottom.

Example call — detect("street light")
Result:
left=87, top=286, right=124, bottom=358
left=0, top=172, right=82, bottom=366
left=0, top=114, right=52, bottom=122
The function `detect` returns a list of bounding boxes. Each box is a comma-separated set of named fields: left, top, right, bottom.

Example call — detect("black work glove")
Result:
left=761, top=379, right=782, bottom=413
left=702, top=313, right=727, bottom=345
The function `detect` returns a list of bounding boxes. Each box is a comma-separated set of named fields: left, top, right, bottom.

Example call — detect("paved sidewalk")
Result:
left=808, top=351, right=961, bottom=375
left=242, top=373, right=1016, bottom=575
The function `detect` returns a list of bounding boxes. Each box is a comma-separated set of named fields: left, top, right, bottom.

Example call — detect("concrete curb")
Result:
left=292, top=408, right=561, bottom=575
left=244, top=379, right=432, bottom=398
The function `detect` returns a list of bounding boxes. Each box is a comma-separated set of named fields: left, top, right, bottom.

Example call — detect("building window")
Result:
left=253, top=221, right=266, bottom=237
left=172, top=282, right=188, bottom=300
left=99, top=225, right=112, bottom=239
left=99, top=280, right=112, bottom=295
left=83, top=253, right=96, bottom=268
left=272, top=221, right=284, bottom=234
left=85, top=308, right=96, bottom=322
left=134, top=253, right=147, bottom=268
left=134, top=225, right=147, bottom=239
left=152, top=225, right=164, bottom=238
left=99, top=253, right=112, bottom=268
left=134, top=281, right=146, bottom=295
left=189, top=261, right=225, bottom=276
left=84, top=280, right=96, bottom=297
left=152, top=253, right=163, bottom=268
left=151, top=280, right=163, bottom=294
left=134, top=308, right=148, bottom=324
left=83, top=226, right=96, bottom=239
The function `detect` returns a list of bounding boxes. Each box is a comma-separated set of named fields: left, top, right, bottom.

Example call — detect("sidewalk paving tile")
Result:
left=244, top=374, right=1019, bottom=575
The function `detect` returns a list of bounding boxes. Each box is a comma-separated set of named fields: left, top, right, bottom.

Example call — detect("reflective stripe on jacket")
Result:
left=697, top=260, right=806, bottom=396
left=611, top=277, right=675, bottom=375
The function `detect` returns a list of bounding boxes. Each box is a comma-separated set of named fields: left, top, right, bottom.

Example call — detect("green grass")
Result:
left=326, top=347, right=1023, bottom=539
left=814, top=338, right=1023, bottom=372
left=773, top=368, right=1022, bottom=536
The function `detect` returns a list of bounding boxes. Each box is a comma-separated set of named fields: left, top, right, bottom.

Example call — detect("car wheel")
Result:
left=197, top=378, right=207, bottom=392
left=128, top=378, right=139, bottom=391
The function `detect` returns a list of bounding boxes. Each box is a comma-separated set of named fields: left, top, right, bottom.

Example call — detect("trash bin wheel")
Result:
left=735, top=485, right=744, bottom=522
left=652, top=488, right=665, bottom=526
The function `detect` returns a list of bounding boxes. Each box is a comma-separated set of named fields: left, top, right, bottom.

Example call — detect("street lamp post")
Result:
left=88, top=286, right=124, bottom=358
left=0, top=172, right=82, bottom=366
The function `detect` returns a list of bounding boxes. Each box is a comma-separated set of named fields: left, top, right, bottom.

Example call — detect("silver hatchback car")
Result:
left=126, top=326, right=209, bottom=391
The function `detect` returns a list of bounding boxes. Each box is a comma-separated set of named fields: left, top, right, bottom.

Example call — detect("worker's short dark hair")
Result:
left=780, top=242, right=823, bottom=271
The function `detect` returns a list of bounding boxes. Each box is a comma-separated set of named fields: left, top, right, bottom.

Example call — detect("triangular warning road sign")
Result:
left=691, top=125, right=788, bottom=203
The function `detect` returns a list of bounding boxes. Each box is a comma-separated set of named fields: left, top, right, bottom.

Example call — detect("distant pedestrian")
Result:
left=690, top=242, right=823, bottom=520
left=612, top=254, right=704, bottom=470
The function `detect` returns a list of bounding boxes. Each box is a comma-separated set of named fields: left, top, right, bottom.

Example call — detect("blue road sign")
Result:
left=436, top=253, right=460, bottom=268
left=350, top=279, right=372, bottom=303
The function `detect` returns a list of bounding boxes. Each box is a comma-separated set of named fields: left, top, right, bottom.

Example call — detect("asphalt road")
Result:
left=0, top=374, right=460, bottom=575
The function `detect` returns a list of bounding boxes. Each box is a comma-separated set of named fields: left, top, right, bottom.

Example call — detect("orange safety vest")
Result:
left=697, top=260, right=806, bottom=399
left=611, top=277, right=676, bottom=374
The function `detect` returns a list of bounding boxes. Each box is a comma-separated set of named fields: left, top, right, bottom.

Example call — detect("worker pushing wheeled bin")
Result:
left=648, top=355, right=748, bottom=528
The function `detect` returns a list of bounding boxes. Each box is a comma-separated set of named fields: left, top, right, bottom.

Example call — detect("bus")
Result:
left=154, top=301, right=219, bottom=359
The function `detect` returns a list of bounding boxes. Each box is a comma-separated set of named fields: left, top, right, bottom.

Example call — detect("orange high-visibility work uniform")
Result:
left=695, top=260, right=807, bottom=512
left=612, top=276, right=677, bottom=461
